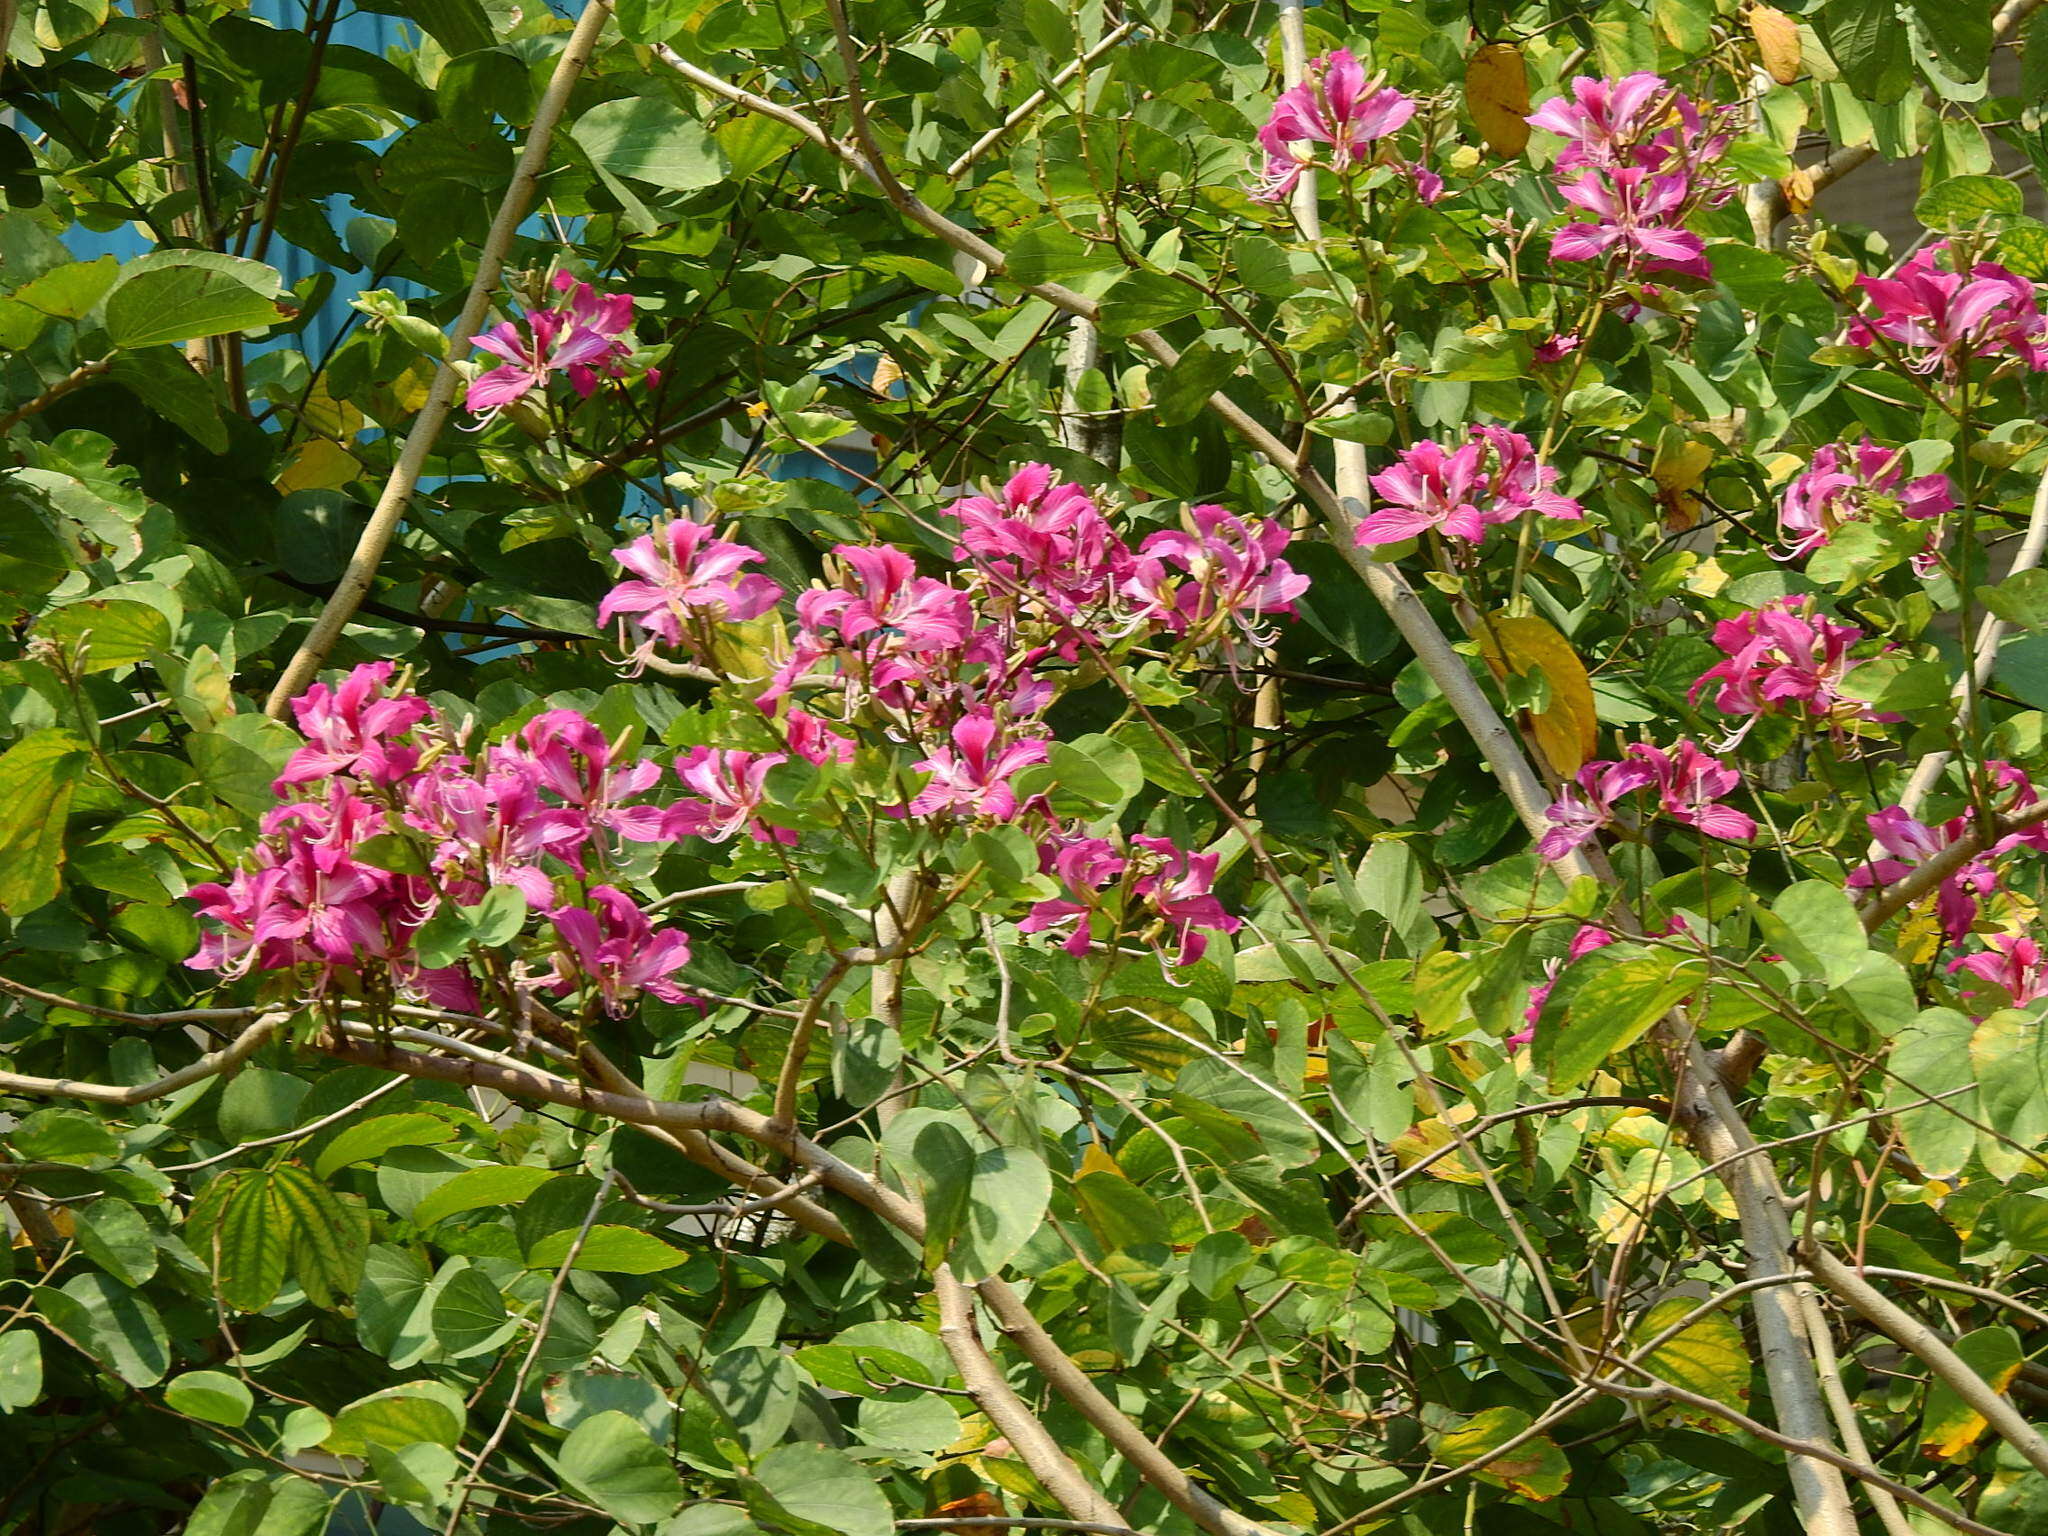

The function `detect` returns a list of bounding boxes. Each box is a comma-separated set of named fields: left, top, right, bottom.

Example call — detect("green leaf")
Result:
left=189, top=715, right=299, bottom=816
left=1914, top=174, right=2023, bottom=231
left=1097, top=271, right=1205, bottom=337
left=1308, top=410, right=1394, bottom=445
left=0, top=729, right=89, bottom=914
left=411, top=1164, right=560, bottom=1226
left=703, top=1344, right=799, bottom=1454
left=36, top=597, right=172, bottom=672
left=1905, top=0, right=1992, bottom=81
left=1074, top=1168, right=1168, bottom=1252
left=0, top=484, right=75, bottom=610
left=219, top=1067, right=310, bottom=1142
left=559, top=1410, right=686, bottom=1525
left=526, top=1224, right=686, bottom=1273
left=572, top=98, right=726, bottom=191
left=44, top=1272, right=170, bottom=1385
left=1537, top=953, right=1702, bottom=1091
left=428, top=1264, right=515, bottom=1359
left=1887, top=1007, right=1980, bottom=1178
left=954, top=1145, right=1051, bottom=1280
left=1756, top=881, right=1868, bottom=986
left=72, top=1198, right=158, bottom=1289
left=215, top=1173, right=294, bottom=1312
left=910, top=1121, right=975, bottom=1269
left=104, top=251, right=285, bottom=348
left=1978, top=568, right=2048, bottom=629
left=752, top=1443, right=893, bottom=1536
left=10, top=1106, right=117, bottom=1165
left=1821, top=0, right=1911, bottom=99
left=0, top=1330, right=44, bottom=1412
left=1188, top=1231, right=1255, bottom=1299
left=12, top=254, right=119, bottom=318
left=165, top=1369, right=255, bottom=1427
left=325, top=1383, right=466, bottom=1456
left=314, top=1113, right=459, bottom=1180
left=469, top=883, right=528, bottom=947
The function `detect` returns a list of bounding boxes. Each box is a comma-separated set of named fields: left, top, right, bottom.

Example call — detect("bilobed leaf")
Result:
left=314, top=1113, right=459, bottom=1179
left=1430, top=1406, right=1569, bottom=1500
left=954, top=1145, right=1051, bottom=1280
left=215, top=1172, right=293, bottom=1313
left=165, top=1369, right=255, bottom=1427
left=572, top=98, right=726, bottom=191
left=558, top=1410, right=685, bottom=1524
left=427, top=1263, right=515, bottom=1359
left=0, top=729, right=90, bottom=913
left=1465, top=43, right=1531, bottom=156
left=752, top=1443, right=893, bottom=1536
left=105, top=251, right=284, bottom=348
left=1472, top=613, right=1599, bottom=776
left=1921, top=1327, right=2023, bottom=1459
left=1756, top=881, right=1867, bottom=986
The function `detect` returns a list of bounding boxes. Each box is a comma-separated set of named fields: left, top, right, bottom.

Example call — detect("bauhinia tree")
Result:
left=9, top=0, right=2048, bottom=1530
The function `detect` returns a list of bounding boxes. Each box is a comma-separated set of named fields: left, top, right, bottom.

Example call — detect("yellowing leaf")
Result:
left=1387, top=1118, right=1484, bottom=1185
left=274, top=438, right=360, bottom=495
left=298, top=381, right=365, bottom=441
left=1746, top=3, right=1802, bottom=85
left=1431, top=1406, right=1569, bottom=1499
left=1781, top=165, right=1815, bottom=217
left=1921, top=1327, right=2023, bottom=1460
left=1632, top=1297, right=1752, bottom=1422
left=1077, top=1140, right=1122, bottom=1180
left=1473, top=612, right=1599, bottom=777
left=1651, top=432, right=1714, bottom=532
left=1465, top=44, right=1531, bottom=158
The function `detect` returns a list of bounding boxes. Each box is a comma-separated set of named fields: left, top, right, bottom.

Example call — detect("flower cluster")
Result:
left=1851, top=767, right=2048, bottom=946
left=590, top=465, right=1286, bottom=967
left=1847, top=245, right=2048, bottom=380
left=1538, top=740, right=1757, bottom=862
left=1020, top=831, right=1241, bottom=967
left=188, top=663, right=699, bottom=1015
left=1527, top=73, right=1736, bottom=281
left=466, top=271, right=647, bottom=418
left=1690, top=597, right=1882, bottom=736
left=1353, top=426, right=1583, bottom=548
left=1252, top=49, right=1418, bottom=205
left=1779, top=438, right=1954, bottom=574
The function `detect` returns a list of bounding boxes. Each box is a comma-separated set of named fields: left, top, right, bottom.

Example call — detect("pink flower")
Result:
left=907, top=711, right=1050, bottom=821
left=1406, top=161, right=1446, bottom=204
left=546, top=271, right=638, bottom=397
left=1538, top=742, right=1754, bottom=859
left=278, top=662, right=434, bottom=789
left=945, top=464, right=1134, bottom=622
left=1120, top=505, right=1309, bottom=648
left=542, top=886, right=693, bottom=1012
left=1526, top=73, right=1671, bottom=172
left=499, top=709, right=666, bottom=845
left=1847, top=245, right=2048, bottom=379
left=1532, top=333, right=1582, bottom=366
left=1253, top=50, right=1416, bottom=203
left=1355, top=428, right=1582, bottom=548
left=1779, top=438, right=1955, bottom=570
left=599, top=517, right=784, bottom=664
left=667, top=747, right=794, bottom=845
left=1129, top=836, right=1241, bottom=967
left=1551, top=167, right=1709, bottom=279
left=1020, top=832, right=1128, bottom=956
left=784, top=708, right=856, bottom=766
left=1690, top=598, right=1874, bottom=729
left=1850, top=806, right=1996, bottom=943
left=1950, top=933, right=2048, bottom=1010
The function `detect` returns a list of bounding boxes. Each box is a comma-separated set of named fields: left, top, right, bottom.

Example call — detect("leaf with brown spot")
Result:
left=1465, top=44, right=1531, bottom=158
left=1431, top=1406, right=1569, bottom=1499
left=1746, top=3, right=1803, bottom=84
left=1781, top=165, right=1815, bottom=217
left=1472, top=612, right=1599, bottom=777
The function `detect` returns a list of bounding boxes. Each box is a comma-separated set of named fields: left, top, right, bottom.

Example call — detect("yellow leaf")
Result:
left=1465, top=44, right=1531, bottom=158
left=1632, top=1297, right=1752, bottom=1423
left=1078, top=1140, right=1121, bottom=1180
left=1432, top=1407, right=1569, bottom=1500
left=1472, top=612, right=1599, bottom=778
left=1781, top=165, right=1815, bottom=216
left=1387, top=1118, right=1484, bottom=1185
left=1746, top=3, right=1803, bottom=85
left=1651, top=432, right=1714, bottom=533
left=298, top=380, right=365, bottom=441
left=1921, top=1327, right=2023, bottom=1460
left=388, top=359, right=435, bottom=414
left=274, top=439, right=361, bottom=495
